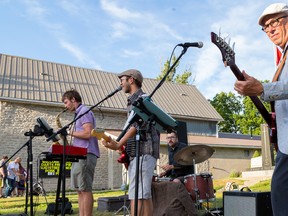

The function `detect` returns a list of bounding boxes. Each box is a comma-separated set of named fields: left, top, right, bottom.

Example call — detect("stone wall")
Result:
left=0, top=101, right=126, bottom=192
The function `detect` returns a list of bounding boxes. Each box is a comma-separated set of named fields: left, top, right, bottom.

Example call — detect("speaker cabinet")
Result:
left=176, top=121, right=187, bottom=144
left=223, top=191, right=272, bottom=216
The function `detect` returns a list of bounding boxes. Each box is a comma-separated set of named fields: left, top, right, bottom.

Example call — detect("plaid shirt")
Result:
left=126, top=89, right=160, bottom=159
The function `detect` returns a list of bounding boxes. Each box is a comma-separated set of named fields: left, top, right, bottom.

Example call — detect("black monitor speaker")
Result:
left=223, top=191, right=272, bottom=216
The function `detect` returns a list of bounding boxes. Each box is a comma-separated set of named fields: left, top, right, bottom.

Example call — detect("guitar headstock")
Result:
left=211, top=32, right=235, bottom=67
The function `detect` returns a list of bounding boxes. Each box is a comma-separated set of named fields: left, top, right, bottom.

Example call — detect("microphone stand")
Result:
left=46, top=87, right=122, bottom=216
left=0, top=129, right=44, bottom=216
left=149, top=46, right=188, bottom=98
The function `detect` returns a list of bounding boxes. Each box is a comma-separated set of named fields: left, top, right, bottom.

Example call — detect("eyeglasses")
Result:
left=262, top=15, right=288, bottom=33
left=166, top=136, right=176, bottom=140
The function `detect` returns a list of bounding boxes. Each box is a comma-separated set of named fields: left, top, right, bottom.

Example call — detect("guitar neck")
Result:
left=230, top=64, right=272, bottom=126
left=91, top=129, right=110, bottom=142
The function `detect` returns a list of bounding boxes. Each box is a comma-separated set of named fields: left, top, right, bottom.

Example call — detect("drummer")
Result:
left=159, top=131, right=194, bottom=183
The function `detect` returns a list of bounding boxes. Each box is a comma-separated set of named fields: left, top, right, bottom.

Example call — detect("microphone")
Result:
left=178, top=42, right=203, bottom=48
left=107, top=86, right=122, bottom=97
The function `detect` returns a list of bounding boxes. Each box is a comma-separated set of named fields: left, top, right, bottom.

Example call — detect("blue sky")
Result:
left=0, top=0, right=284, bottom=99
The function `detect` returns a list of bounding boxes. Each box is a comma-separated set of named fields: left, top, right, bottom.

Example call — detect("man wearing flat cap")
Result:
left=102, top=69, right=160, bottom=216
left=234, top=3, right=288, bottom=215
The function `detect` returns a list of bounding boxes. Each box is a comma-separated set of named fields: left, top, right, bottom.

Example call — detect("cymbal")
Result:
left=174, top=145, right=214, bottom=165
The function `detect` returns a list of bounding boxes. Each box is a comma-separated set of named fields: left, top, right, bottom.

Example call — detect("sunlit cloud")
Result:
left=60, top=40, right=101, bottom=69
left=121, top=49, right=142, bottom=58
left=100, top=0, right=141, bottom=20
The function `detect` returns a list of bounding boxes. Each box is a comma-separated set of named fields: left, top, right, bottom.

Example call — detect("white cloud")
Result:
left=23, top=0, right=47, bottom=18
left=100, top=0, right=183, bottom=41
left=60, top=40, right=101, bottom=69
left=121, top=49, right=142, bottom=58
left=100, top=0, right=141, bottom=20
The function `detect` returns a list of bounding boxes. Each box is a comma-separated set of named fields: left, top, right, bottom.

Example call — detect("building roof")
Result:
left=0, top=53, right=222, bottom=121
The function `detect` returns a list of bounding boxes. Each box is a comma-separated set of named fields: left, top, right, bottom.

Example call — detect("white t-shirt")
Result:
left=7, top=161, right=19, bottom=180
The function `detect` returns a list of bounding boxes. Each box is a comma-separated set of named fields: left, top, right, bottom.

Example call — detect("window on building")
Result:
left=244, top=150, right=250, bottom=157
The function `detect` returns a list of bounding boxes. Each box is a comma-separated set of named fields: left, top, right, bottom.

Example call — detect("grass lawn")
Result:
left=0, top=178, right=271, bottom=215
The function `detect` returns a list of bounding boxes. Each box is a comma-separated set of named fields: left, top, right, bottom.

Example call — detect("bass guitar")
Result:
left=211, top=32, right=278, bottom=151
left=91, top=128, right=130, bottom=169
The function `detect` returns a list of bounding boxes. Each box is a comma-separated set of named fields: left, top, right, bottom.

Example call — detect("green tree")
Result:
left=210, top=92, right=242, bottom=133
left=156, top=55, right=193, bottom=84
left=237, top=80, right=271, bottom=135
left=210, top=80, right=272, bottom=135
left=237, top=97, right=265, bottom=135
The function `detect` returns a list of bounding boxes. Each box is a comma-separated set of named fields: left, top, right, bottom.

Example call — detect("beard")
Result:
left=124, top=84, right=131, bottom=94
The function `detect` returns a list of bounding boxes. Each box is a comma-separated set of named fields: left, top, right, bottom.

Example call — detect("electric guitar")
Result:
left=91, top=128, right=130, bottom=169
left=211, top=32, right=278, bottom=151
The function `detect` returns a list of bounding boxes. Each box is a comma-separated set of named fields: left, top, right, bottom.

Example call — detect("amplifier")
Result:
left=223, top=191, right=272, bottom=216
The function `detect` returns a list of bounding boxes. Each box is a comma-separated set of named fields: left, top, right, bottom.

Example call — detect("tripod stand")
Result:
left=113, top=168, right=130, bottom=216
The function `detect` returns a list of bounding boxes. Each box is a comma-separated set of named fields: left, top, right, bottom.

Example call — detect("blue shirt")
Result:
left=262, top=44, right=288, bottom=154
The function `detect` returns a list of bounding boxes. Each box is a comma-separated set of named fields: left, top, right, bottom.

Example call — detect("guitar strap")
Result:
left=272, top=48, right=288, bottom=82
left=268, top=48, right=288, bottom=152
left=270, top=48, right=288, bottom=112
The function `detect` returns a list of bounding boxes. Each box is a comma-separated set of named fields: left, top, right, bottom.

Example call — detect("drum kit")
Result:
left=158, top=144, right=222, bottom=214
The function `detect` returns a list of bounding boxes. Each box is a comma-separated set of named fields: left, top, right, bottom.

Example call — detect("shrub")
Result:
left=252, top=150, right=261, bottom=158
left=229, top=169, right=241, bottom=178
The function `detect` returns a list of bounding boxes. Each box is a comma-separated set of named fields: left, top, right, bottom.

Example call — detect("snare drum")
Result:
left=184, top=173, right=215, bottom=202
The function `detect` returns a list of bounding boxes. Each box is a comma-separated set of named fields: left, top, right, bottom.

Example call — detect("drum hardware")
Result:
left=184, top=172, right=216, bottom=213
left=157, top=177, right=173, bottom=182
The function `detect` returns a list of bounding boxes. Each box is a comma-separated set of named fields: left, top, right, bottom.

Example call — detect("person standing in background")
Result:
left=6, top=157, right=21, bottom=198
left=0, top=156, right=8, bottom=198
left=17, top=162, right=27, bottom=196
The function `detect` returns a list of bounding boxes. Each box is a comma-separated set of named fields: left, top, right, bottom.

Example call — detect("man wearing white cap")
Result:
left=234, top=3, right=288, bottom=215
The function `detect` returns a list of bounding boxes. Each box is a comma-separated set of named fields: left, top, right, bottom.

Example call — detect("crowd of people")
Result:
left=0, top=156, right=27, bottom=198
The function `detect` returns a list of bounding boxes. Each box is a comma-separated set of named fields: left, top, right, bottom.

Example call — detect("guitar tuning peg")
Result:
left=218, top=28, right=221, bottom=37
left=228, top=38, right=231, bottom=45
left=223, top=33, right=230, bottom=42
left=232, top=42, right=235, bottom=51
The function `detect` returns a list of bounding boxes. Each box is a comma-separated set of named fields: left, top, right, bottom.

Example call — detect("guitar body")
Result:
left=211, top=32, right=278, bottom=151
left=91, top=129, right=130, bottom=169
left=117, top=146, right=130, bottom=170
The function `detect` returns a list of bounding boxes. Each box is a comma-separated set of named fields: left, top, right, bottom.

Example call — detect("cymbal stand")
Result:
left=202, top=174, right=221, bottom=216
left=204, top=175, right=210, bottom=210
left=192, top=159, right=200, bottom=209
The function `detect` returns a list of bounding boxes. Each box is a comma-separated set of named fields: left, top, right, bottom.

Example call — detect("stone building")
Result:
left=0, top=53, right=262, bottom=192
